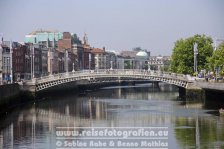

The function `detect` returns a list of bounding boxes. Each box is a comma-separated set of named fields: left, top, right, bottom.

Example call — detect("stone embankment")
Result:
left=0, top=84, right=34, bottom=114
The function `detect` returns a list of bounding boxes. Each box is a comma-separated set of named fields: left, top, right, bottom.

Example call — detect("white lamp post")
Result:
left=10, top=41, right=13, bottom=83
left=65, top=49, right=68, bottom=74
left=7, top=57, right=9, bottom=83
left=194, top=43, right=198, bottom=76
left=96, top=55, right=99, bottom=72
left=148, top=61, right=150, bottom=71
left=30, top=45, right=33, bottom=79
left=89, top=53, right=91, bottom=71
left=32, top=45, right=34, bottom=79
left=72, top=62, right=75, bottom=72
left=30, top=45, right=35, bottom=79
left=110, top=60, right=113, bottom=70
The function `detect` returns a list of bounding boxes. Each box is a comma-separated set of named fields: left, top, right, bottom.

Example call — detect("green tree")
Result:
left=71, top=34, right=82, bottom=45
left=133, top=47, right=142, bottom=52
left=124, top=60, right=132, bottom=69
left=170, top=34, right=213, bottom=75
left=208, top=42, right=224, bottom=76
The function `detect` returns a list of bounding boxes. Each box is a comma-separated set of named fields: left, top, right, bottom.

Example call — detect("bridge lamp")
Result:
left=32, top=45, right=35, bottom=79
left=148, top=61, right=150, bottom=71
left=96, top=55, right=99, bottom=72
left=89, top=53, right=91, bottom=71
left=72, top=63, right=75, bottom=72
left=65, top=50, right=69, bottom=74
left=7, top=57, right=10, bottom=82
left=10, top=41, right=13, bottom=83
left=110, top=60, right=113, bottom=70
left=194, top=43, right=198, bottom=76
left=30, top=44, right=34, bottom=79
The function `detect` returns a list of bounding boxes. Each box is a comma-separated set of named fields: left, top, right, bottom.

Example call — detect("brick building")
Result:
left=58, top=32, right=72, bottom=51
left=12, top=43, right=31, bottom=81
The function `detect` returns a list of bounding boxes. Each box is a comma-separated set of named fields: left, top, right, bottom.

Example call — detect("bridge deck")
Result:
left=22, top=69, right=193, bottom=92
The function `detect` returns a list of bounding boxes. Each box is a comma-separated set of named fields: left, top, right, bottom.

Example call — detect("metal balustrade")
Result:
left=23, top=69, right=193, bottom=92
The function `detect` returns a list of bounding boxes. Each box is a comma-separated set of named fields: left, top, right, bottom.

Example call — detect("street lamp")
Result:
left=194, top=43, right=198, bottom=76
left=89, top=53, right=91, bottom=71
left=30, top=45, right=33, bottom=79
left=32, top=45, right=34, bottom=79
left=148, top=61, right=150, bottom=71
left=110, top=60, right=113, bottom=70
left=10, top=41, right=13, bottom=83
left=72, top=63, right=75, bottom=72
left=7, top=57, right=9, bottom=83
left=96, top=55, right=99, bottom=72
left=48, top=49, right=54, bottom=76
left=30, top=44, right=35, bottom=80
left=65, top=49, right=69, bottom=74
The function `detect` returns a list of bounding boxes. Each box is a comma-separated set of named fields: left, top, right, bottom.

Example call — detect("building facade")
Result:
left=12, top=43, right=31, bottom=81
left=0, top=42, right=2, bottom=84
left=148, top=56, right=171, bottom=71
left=1, top=41, right=12, bottom=83
left=25, top=29, right=63, bottom=48
left=82, top=34, right=95, bottom=70
left=58, top=32, right=72, bottom=51
left=91, top=48, right=106, bottom=70
left=105, top=51, right=117, bottom=69
left=72, top=44, right=83, bottom=70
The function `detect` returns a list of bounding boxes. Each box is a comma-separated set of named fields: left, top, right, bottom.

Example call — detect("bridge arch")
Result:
left=22, top=69, right=192, bottom=92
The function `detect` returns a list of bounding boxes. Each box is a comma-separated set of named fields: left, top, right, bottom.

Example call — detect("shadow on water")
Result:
left=176, top=87, right=224, bottom=116
left=204, top=90, right=224, bottom=109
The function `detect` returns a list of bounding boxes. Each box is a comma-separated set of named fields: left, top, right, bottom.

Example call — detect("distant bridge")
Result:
left=22, top=69, right=194, bottom=92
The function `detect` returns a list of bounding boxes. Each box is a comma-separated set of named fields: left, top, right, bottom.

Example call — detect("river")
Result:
left=0, top=83, right=224, bottom=149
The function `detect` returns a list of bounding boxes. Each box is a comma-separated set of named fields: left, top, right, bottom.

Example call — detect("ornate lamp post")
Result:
left=32, top=45, right=35, bottom=79
left=65, top=49, right=69, bottom=74
left=194, top=43, right=198, bottom=76
left=7, top=57, right=9, bottom=83
left=72, top=62, right=75, bottom=72
left=148, top=61, right=150, bottom=71
left=10, top=41, right=13, bottom=83
left=89, top=53, right=91, bottom=71
left=110, top=60, right=113, bottom=70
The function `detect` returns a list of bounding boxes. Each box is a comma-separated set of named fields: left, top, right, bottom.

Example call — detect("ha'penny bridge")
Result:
left=21, top=69, right=195, bottom=93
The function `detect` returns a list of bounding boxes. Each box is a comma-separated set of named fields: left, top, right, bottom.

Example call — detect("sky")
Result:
left=0, top=0, right=224, bottom=56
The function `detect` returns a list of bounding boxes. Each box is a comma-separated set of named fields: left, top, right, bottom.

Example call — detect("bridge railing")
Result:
left=32, top=69, right=190, bottom=84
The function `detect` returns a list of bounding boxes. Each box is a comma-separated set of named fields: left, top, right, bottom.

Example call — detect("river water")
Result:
left=0, top=83, right=224, bottom=149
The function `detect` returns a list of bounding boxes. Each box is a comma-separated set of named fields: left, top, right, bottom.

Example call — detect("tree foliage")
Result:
left=71, top=34, right=82, bottom=45
left=170, top=34, right=213, bottom=74
left=207, top=42, right=224, bottom=76
left=124, top=60, right=132, bottom=69
left=132, top=47, right=142, bottom=52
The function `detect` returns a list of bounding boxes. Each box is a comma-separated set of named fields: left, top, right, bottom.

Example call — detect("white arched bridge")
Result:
left=22, top=69, right=194, bottom=92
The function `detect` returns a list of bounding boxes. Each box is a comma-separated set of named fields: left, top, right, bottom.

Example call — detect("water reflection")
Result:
left=175, top=116, right=224, bottom=148
left=0, top=84, right=224, bottom=148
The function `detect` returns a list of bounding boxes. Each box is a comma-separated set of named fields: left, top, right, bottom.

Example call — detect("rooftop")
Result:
left=136, top=50, right=148, bottom=60
left=28, top=29, right=60, bottom=35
